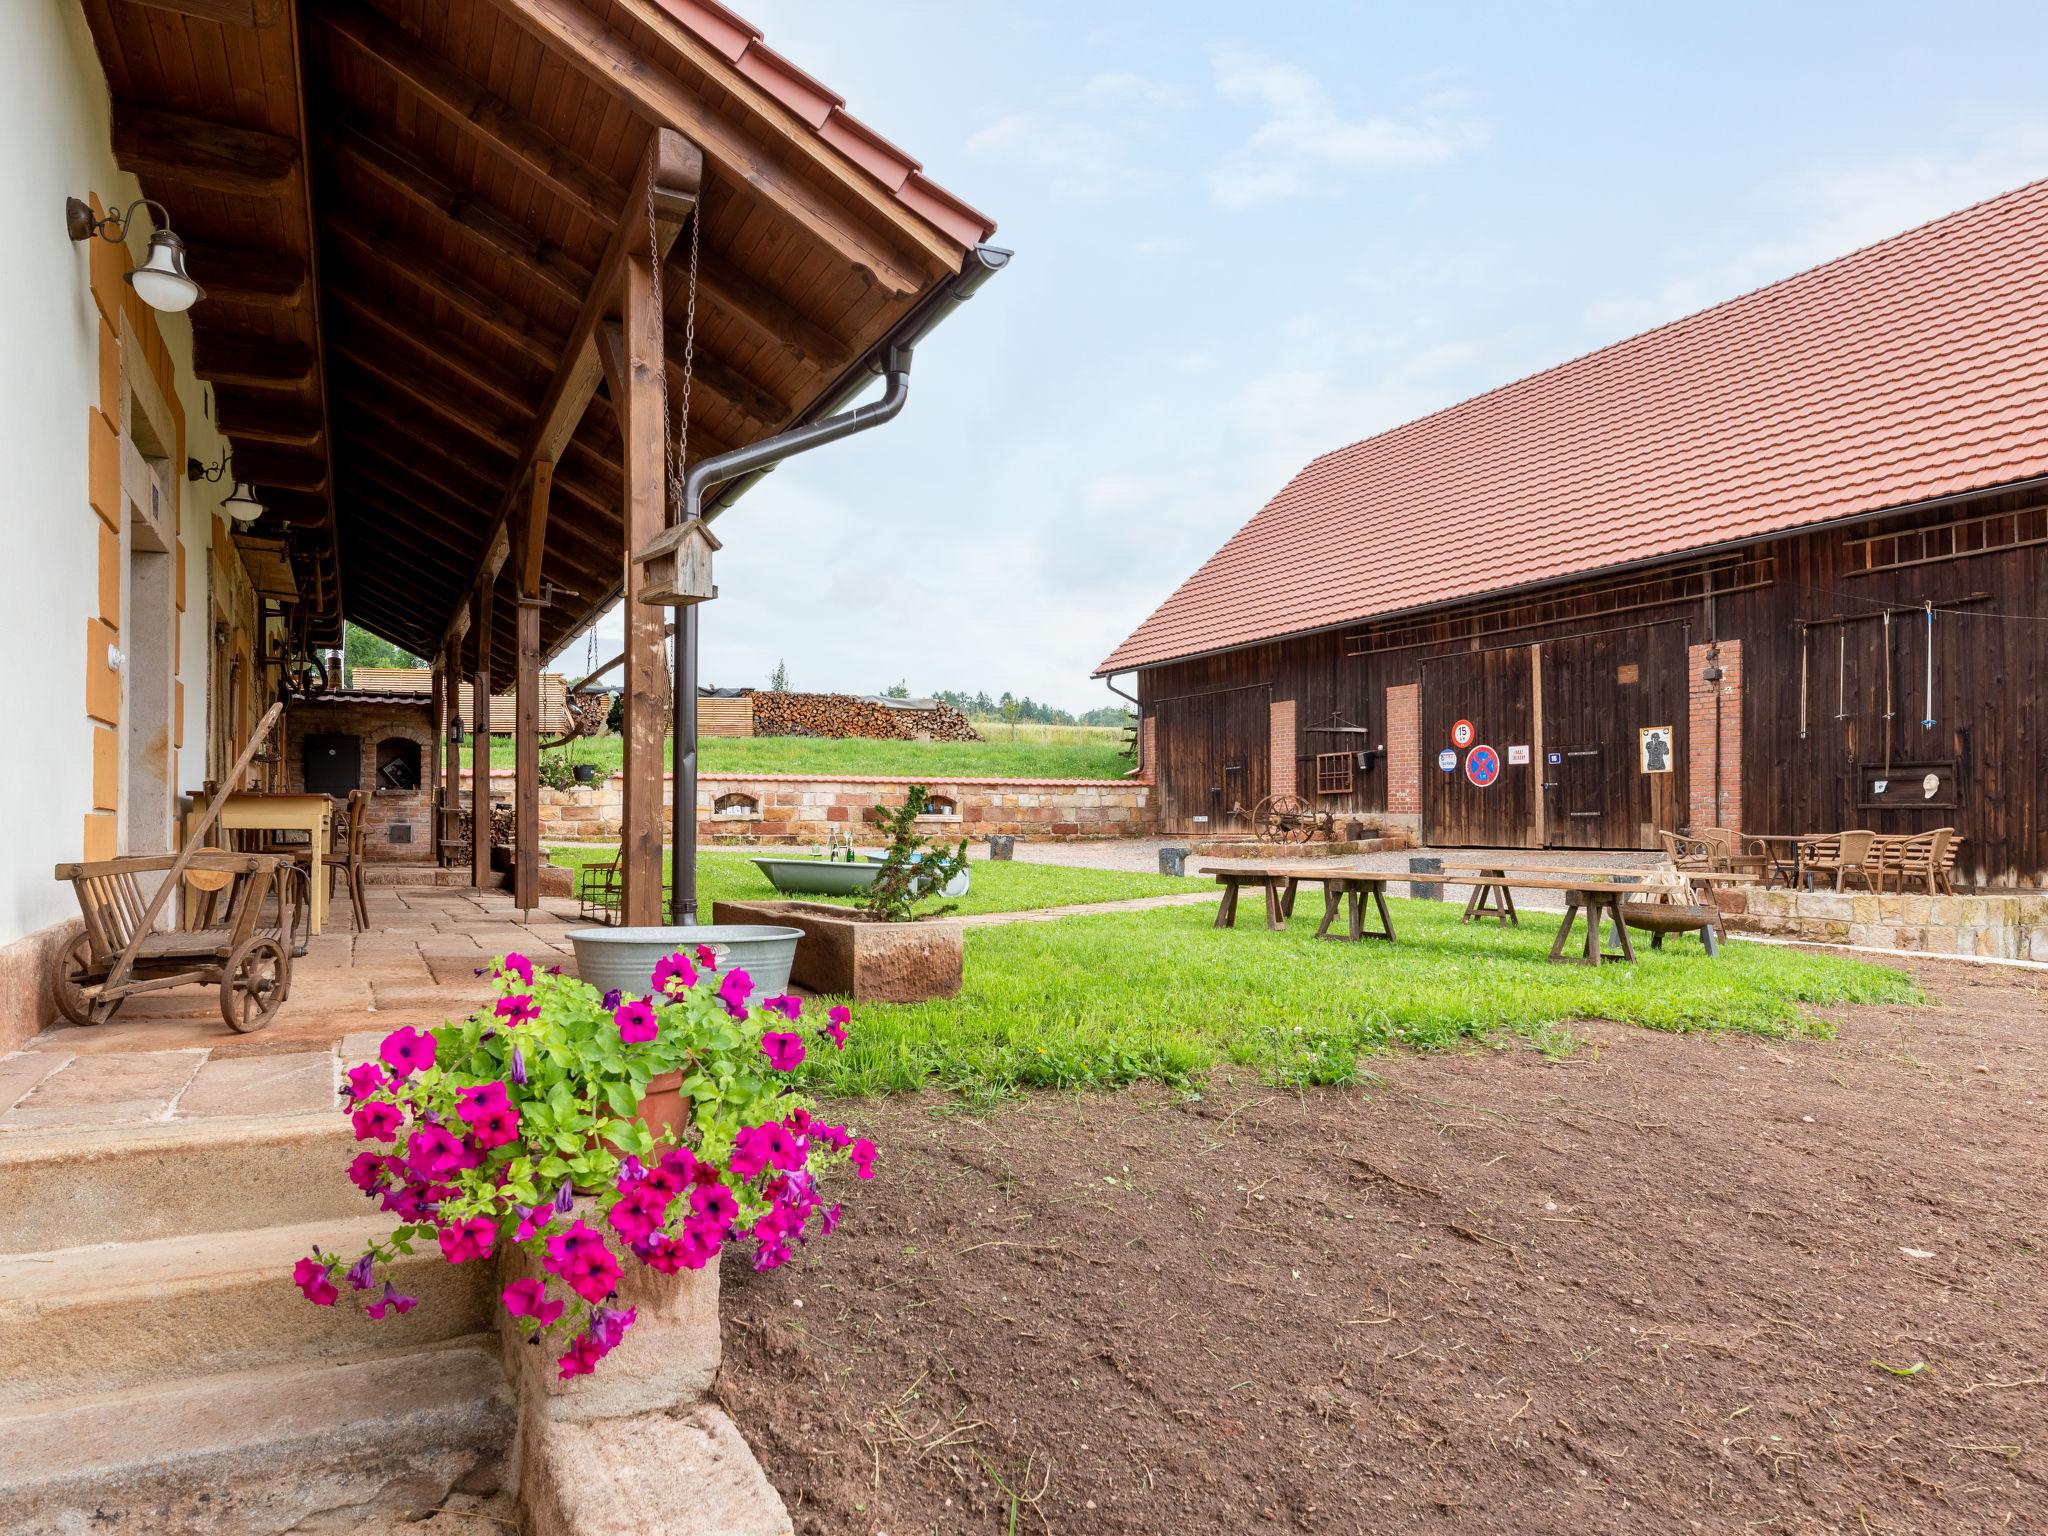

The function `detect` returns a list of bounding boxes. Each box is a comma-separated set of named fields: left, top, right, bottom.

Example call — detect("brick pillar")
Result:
left=1384, top=684, right=1421, bottom=821
left=1139, top=715, right=1157, bottom=783
left=1269, top=698, right=1297, bottom=798
left=1687, top=640, right=1743, bottom=833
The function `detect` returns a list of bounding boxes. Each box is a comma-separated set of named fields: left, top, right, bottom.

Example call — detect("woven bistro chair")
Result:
left=1870, top=828, right=1956, bottom=895
left=1798, top=830, right=1877, bottom=892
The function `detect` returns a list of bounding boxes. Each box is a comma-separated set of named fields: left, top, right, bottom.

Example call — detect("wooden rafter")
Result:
left=488, top=0, right=956, bottom=295
left=111, top=102, right=299, bottom=194
left=183, top=244, right=307, bottom=308
left=193, top=333, right=315, bottom=390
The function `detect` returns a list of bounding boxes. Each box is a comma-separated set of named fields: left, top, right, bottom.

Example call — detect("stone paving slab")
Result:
left=0, top=1050, right=208, bottom=1130
left=174, top=1052, right=335, bottom=1118
left=0, top=1052, right=69, bottom=1114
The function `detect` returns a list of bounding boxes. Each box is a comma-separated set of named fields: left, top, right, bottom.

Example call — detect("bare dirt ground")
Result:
left=719, top=957, right=2048, bottom=1535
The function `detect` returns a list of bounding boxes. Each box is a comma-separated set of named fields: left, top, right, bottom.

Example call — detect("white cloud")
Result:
left=1582, top=118, right=2048, bottom=339
left=1084, top=70, right=1187, bottom=110
left=965, top=111, right=1159, bottom=203
left=1207, top=50, right=1486, bottom=209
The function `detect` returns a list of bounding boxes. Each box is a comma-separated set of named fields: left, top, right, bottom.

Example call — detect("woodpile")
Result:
left=750, top=691, right=981, bottom=743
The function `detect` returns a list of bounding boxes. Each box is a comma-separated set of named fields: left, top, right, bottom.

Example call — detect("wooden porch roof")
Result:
left=81, top=0, right=998, bottom=674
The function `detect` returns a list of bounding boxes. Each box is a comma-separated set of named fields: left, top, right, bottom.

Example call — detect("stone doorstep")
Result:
left=0, top=1343, right=514, bottom=1536
left=0, top=1211, right=491, bottom=1408
left=524, top=1404, right=791, bottom=1536
left=0, top=1049, right=209, bottom=1132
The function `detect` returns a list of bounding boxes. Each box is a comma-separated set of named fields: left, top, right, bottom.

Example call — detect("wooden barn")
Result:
left=1100, top=179, right=2048, bottom=889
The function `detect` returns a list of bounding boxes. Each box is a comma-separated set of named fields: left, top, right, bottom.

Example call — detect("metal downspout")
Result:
left=1103, top=672, right=1144, bottom=778
left=668, top=244, right=1014, bottom=922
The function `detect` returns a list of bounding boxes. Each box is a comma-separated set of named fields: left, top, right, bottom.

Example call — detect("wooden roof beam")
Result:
left=182, top=244, right=308, bottom=309
left=437, top=127, right=703, bottom=651
left=193, top=330, right=316, bottom=390
left=232, top=445, right=328, bottom=493
left=111, top=102, right=299, bottom=195
left=344, top=441, right=620, bottom=577
left=214, top=393, right=324, bottom=449
left=124, top=0, right=284, bottom=27
left=488, top=0, right=954, bottom=295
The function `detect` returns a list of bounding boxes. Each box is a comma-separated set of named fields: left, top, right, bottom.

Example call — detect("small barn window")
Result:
left=713, top=792, right=759, bottom=820
left=376, top=737, right=422, bottom=790
left=917, top=794, right=960, bottom=820
left=1313, top=753, right=1354, bottom=796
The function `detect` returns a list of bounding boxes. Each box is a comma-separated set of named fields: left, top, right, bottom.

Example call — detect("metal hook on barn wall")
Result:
left=1921, top=600, right=1937, bottom=729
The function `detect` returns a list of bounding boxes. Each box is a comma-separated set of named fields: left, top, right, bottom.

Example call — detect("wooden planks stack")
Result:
left=750, top=691, right=981, bottom=743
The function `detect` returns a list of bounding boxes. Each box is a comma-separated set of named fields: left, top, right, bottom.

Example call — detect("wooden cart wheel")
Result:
left=52, top=934, right=99, bottom=1028
left=1256, top=793, right=1319, bottom=842
left=221, top=937, right=288, bottom=1033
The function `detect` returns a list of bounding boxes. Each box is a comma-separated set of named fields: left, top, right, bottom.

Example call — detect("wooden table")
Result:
left=208, top=793, right=332, bottom=934
left=1201, top=865, right=1397, bottom=943
left=1433, top=862, right=1670, bottom=929
left=1403, top=869, right=1682, bottom=966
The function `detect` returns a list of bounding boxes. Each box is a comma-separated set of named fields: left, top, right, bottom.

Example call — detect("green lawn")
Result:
left=548, top=846, right=1203, bottom=918
left=788, top=898, right=1919, bottom=1103
left=507, top=734, right=1131, bottom=781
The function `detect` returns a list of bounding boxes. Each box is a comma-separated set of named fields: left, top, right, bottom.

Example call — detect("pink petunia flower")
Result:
left=437, top=1216, right=497, bottom=1264
left=690, top=1182, right=738, bottom=1230
left=614, top=998, right=658, bottom=1044
left=717, top=968, right=753, bottom=1019
left=407, top=1125, right=467, bottom=1181
left=344, top=1061, right=389, bottom=1101
left=379, top=1025, right=436, bottom=1077
left=347, top=1151, right=394, bottom=1194
left=494, top=993, right=538, bottom=1026
left=820, top=1202, right=843, bottom=1237
left=693, top=944, right=720, bottom=971
left=365, top=1280, right=419, bottom=1320
left=500, top=952, right=534, bottom=986
left=501, top=1276, right=564, bottom=1329
left=556, top=1333, right=604, bottom=1379
left=850, top=1137, right=878, bottom=1180
left=760, top=1031, right=805, bottom=1073
left=761, top=1121, right=804, bottom=1172
left=824, top=1003, right=851, bottom=1049
left=467, top=1102, right=520, bottom=1149
left=762, top=993, right=802, bottom=1021
left=651, top=952, right=697, bottom=993
left=351, top=1099, right=403, bottom=1144
left=292, top=1255, right=338, bottom=1306
left=728, top=1124, right=771, bottom=1181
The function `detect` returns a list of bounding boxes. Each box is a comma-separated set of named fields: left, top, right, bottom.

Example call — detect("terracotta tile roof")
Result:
left=1099, top=177, right=2048, bottom=674
left=652, top=0, right=998, bottom=250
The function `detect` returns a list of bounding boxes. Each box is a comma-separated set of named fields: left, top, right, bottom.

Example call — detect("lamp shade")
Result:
left=222, top=480, right=265, bottom=524
left=125, top=229, right=203, bottom=313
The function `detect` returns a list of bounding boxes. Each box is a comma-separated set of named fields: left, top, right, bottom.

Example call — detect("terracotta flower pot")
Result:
left=585, top=1070, right=691, bottom=1182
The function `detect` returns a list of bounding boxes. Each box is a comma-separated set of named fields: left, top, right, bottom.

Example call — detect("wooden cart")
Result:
left=50, top=851, right=310, bottom=1031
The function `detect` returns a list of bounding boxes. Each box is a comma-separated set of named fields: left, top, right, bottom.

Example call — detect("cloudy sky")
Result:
left=575, top=0, right=2048, bottom=712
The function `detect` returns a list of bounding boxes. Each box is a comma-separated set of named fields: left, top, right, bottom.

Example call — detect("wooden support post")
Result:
left=443, top=636, right=464, bottom=864
left=609, top=181, right=671, bottom=927
left=514, top=463, right=551, bottom=914
left=471, top=583, right=495, bottom=890
left=428, top=660, right=444, bottom=864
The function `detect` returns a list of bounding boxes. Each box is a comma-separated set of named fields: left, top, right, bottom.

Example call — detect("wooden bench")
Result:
left=1203, top=865, right=1397, bottom=943
left=1407, top=866, right=1728, bottom=965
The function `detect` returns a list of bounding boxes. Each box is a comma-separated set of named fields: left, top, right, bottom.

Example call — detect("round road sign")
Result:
left=1451, top=719, right=1475, bottom=748
left=1465, top=744, right=1501, bottom=787
left=1437, top=748, right=1458, bottom=772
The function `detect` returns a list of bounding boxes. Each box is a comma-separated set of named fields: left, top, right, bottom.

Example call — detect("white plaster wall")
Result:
left=0, top=2, right=228, bottom=947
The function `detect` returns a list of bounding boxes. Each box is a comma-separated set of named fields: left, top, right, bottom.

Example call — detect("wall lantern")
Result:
left=67, top=196, right=204, bottom=313
left=632, top=517, right=721, bottom=607
left=448, top=713, right=467, bottom=747
left=190, top=451, right=264, bottom=528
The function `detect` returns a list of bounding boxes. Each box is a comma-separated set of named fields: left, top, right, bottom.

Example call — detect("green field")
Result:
left=792, top=898, right=1921, bottom=1104
left=505, top=730, right=1130, bottom=781
left=548, top=846, right=1199, bottom=918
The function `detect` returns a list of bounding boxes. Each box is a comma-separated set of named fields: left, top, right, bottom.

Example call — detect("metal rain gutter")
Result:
left=669, top=242, right=1013, bottom=921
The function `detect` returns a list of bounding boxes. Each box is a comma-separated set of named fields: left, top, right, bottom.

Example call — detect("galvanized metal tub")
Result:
left=565, top=925, right=804, bottom=998
left=749, top=856, right=880, bottom=896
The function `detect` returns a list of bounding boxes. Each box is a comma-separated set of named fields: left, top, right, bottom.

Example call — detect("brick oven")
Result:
left=281, top=690, right=436, bottom=863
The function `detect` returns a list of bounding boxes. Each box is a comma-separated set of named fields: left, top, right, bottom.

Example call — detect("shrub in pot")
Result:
left=291, top=947, right=869, bottom=1380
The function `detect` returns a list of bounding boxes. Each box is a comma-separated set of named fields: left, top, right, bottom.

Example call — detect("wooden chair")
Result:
left=1881, top=827, right=1957, bottom=895
left=577, top=852, right=624, bottom=925
left=51, top=851, right=308, bottom=1031
left=327, top=789, right=371, bottom=931
left=1798, top=830, right=1876, bottom=891
left=1659, top=831, right=1717, bottom=871
left=1698, top=828, right=1770, bottom=879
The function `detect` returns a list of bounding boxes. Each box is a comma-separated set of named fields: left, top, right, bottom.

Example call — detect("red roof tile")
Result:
left=1099, top=177, right=2048, bottom=674
left=651, top=0, right=997, bottom=250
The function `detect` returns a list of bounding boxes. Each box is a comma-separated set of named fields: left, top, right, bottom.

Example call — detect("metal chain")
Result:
left=643, top=165, right=701, bottom=523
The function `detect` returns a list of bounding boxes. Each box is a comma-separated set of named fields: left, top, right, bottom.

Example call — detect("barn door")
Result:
left=1420, top=647, right=1537, bottom=847
left=1154, top=685, right=1270, bottom=835
left=1539, top=624, right=1687, bottom=849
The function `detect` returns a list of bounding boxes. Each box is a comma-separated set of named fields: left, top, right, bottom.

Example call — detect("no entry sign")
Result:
left=1465, top=744, right=1501, bottom=787
left=1451, top=719, right=1475, bottom=748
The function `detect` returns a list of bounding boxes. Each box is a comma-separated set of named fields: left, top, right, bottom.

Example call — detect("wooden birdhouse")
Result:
left=632, top=517, right=721, bottom=607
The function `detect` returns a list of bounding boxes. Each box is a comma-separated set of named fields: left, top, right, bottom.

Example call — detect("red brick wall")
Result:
left=283, top=702, right=435, bottom=861
left=1269, top=698, right=1297, bottom=798
left=1385, top=683, right=1421, bottom=817
left=1686, top=640, right=1743, bottom=833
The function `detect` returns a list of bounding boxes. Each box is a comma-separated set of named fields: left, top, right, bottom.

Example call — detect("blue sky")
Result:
left=580, top=0, right=2048, bottom=711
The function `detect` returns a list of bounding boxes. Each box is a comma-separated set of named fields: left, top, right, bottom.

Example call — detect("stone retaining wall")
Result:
left=501, top=771, right=1155, bottom=843
left=1726, top=887, right=2048, bottom=961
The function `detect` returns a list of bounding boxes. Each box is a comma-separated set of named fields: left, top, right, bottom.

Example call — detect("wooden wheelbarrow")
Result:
left=50, top=852, right=311, bottom=1031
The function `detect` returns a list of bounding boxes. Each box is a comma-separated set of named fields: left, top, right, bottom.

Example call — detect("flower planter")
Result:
left=566, top=924, right=803, bottom=997
left=713, top=899, right=963, bottom=1004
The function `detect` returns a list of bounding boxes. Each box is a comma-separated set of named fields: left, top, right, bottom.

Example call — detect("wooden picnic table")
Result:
left=1200, top=864, right=1397, bottom=943
left=1403, top=867, right=1732, bottom=965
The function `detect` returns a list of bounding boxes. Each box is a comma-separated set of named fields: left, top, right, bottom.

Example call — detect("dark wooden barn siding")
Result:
left=1134, top=484, right=2048, bottom=885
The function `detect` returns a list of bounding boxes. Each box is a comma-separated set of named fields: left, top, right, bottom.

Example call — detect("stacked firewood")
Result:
left=750, top=691, right=981, bottom=743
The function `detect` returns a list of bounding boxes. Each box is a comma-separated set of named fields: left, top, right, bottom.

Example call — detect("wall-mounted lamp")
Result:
left=190, top=451, right=265, bottom=528
left=67, top=195, right=204, bottom=313
left=448, top=714, right=467, bottom=747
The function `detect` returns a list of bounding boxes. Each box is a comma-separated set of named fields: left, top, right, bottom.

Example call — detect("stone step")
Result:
left=0, top=1213, right=491, bottom=1408
left=0, top=1340, right=513, bottom=1535
left=0, top=1112, right=360, bottom=1252
left=524, top=1403, right=793, bottom=1536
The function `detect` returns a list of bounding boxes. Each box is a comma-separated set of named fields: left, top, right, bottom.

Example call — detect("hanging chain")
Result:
left=643, top=166, right=701, bottom=525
